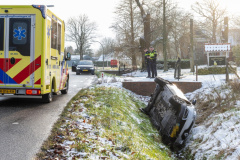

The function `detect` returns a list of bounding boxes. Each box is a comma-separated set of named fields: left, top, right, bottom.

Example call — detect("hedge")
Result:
left=198, top=66, right=237, bottom=75
left=94, top=61, right=111, bottom=67
left=158, top=59, right=190, bottom=69
left=94, top=59, right=191, bottom=69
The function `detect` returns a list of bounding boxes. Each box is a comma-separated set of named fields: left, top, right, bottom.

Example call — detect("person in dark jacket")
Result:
left=149, top=46, right=157, bottom=78
left=144, top=48, right=151, bottom=78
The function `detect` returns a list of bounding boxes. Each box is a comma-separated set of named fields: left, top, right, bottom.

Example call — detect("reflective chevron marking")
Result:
left=0, top=68, right=17, bottom=84
left=13, top=56, right=41, bottom=84
left=0, top=58, right=21, bottom=72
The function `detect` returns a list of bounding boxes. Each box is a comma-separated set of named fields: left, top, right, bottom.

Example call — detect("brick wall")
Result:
left=122, top=81, right=202, bottom=96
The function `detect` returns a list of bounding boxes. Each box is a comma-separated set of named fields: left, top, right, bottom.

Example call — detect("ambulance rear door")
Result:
left=0, top=14, right=36, bottom=87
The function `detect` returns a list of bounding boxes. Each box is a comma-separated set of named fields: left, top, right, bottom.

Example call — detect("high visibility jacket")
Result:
left=145, top=51, right=150, bottom=63
left=149, top=50, right=157, bottom=60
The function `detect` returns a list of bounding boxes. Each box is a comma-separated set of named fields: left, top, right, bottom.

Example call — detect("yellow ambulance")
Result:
left=0, top=5, right=71, bottom=102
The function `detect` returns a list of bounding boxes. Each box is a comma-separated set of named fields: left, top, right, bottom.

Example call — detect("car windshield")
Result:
left=78, top=61, right=93, bottom=65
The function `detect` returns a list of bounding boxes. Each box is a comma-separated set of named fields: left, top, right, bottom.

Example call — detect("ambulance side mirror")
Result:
left=65, top=52, right=71, bottom=61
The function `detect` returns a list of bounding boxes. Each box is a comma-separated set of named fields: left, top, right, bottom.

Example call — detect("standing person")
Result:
left=149, top=46, right=157, bottom=78
left=144, top=48, right=151, bottom=78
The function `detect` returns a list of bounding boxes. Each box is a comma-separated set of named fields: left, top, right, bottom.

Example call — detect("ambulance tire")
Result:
left=61, top=78, right=69, bottom=94
left=42, top=86, right=53, bottom=103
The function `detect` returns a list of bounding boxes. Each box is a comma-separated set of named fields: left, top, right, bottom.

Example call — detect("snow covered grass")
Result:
left=98, top=68, right=240, bottom=160
left=36, top=86, right=172, bottom=160
left=182, top=79, right=240, bottom=160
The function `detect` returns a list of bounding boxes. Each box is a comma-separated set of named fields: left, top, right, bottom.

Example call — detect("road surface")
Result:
left=0, top=71, right=96, bottom=160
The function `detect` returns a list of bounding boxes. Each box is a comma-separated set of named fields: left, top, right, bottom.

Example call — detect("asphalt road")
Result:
left=0, top=71, right=96, bottom=160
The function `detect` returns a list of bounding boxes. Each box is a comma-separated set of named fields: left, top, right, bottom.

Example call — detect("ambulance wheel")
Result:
left=42, top=86, right=53, bottom=103
left=61, top=78, right=69, bottom=94
left=42, top=90, right=53, bottom=103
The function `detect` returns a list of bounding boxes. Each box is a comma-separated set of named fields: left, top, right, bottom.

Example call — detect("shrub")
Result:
left=198, top=66, right=237, bottom=75
left=232, top=45, right=240, bottom=66
left=157, top=59, right=190, bottom=69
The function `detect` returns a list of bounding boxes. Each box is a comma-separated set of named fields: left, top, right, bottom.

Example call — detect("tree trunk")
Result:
left=130, top=0, right=137, bottom=70
left=212, top=12, right=216, bottom=43
left=135, top=0, right=151, bottom=70
left=163, top=0, right=168, bottom=71
left=190, top=19, right=195, bottom=72
left=144, top=13, right=151, bottom=68
left=80, top=45, right=83, bottom=60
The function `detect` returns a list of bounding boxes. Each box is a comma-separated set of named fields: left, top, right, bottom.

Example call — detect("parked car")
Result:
left=146, top=77, right=196, bottom=150
left=76, top=60, right=95, bottom=75
left=72, top=61, right=78, bottom=72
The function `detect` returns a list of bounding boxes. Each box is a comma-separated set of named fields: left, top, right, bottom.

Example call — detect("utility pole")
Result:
left=163, top=0, right=168, bottom=71
left=190, top=19, right=195, bottom=72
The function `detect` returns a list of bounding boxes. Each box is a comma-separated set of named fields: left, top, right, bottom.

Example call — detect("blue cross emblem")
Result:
left=47, top=26, right=51, bottom=38
left=13, top=27, right=26, bottom=40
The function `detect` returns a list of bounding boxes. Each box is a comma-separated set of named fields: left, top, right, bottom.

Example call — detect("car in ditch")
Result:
left=76, top=60, right=95, bottom=75
left=143, top=77, right=196, bottom=150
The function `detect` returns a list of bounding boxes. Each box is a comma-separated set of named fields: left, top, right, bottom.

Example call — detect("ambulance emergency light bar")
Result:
left=205, top=43, right=231, bottom=52
left=32, top=5, right=54, bottom=19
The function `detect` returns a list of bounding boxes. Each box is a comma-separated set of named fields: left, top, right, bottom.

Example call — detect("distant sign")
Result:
left=205, top=43, right=231, bottom=52
left=209, top=57, right=226, bottom=66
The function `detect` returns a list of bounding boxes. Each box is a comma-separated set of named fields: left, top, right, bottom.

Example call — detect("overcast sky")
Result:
left=2, top=0, right=240, bottom=50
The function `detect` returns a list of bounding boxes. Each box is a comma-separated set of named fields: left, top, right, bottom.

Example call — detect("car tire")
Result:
left=154, top=77, right=170, bottom=87
left=61, top=78, right=69, bottom=94
left=76, top=72, right=80, bottom=75
left=91, top=71, right=95, bottom=75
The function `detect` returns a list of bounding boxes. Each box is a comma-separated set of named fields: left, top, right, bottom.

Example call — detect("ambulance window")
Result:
left=12, top=22, right=27, bottom=45
left=57, top=23, right=61, bottom=54
left=9, top=18, right=31, bottom=56
left=0, top=19, right=4, bottom=51
left=51, top=20, right=57, bottom=50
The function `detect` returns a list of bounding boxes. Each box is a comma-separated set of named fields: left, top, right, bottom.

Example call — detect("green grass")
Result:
left=36, top=86, right=172, bottom=160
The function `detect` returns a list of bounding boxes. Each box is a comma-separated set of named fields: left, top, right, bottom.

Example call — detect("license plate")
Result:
left=83, top=70, right=88, bottom=71
left=0, top=89, right=16, bottom=94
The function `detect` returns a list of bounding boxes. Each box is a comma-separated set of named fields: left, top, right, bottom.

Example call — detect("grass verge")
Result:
left=36, top=86, right=172, bottom=159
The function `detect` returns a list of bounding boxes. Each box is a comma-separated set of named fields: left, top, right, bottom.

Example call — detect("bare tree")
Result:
left=96, top=37, right=116, bottom=57
left=170, top=9, right=192, bottom=58
left=135, top=0, right=151, bottom=70
left=112, top=0, right=142, bottom=69
left=192, top=0, right=226, bottom=43
left=65, top=46, right=74, bottom=54
left=67, top=14, right=97, bottom=60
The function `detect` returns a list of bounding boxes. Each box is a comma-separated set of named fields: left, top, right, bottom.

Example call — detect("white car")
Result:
left=145, top=77, right=196, bottom=150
